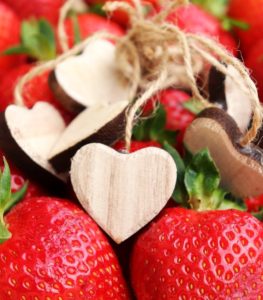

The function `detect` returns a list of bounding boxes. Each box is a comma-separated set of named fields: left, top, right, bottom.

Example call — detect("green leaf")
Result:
left=158, top=130, right=178, bottom=146
left=39, top=19, right=55, bottom=45
left=0, top=158, right=11, bottom=209
left=0, top=157, right=28, bottom=243
left=31, top=33, right=56, bottom=61
left=191, top=0, right=228, bottom=18
left=252, top=210, right=263, bottom=221
left=149, top=105, right=166, bottom=139
left=5, top=19, right=56, bottom=61
left=90, top=4, right=107, bottom=17
left=184, top=149, right=246, bottom=211
left=185, top=149, right=219, bottom=195
left=21, top=19, right=39, bottom=46
left=4, top=45, right=31, bottom=55
left=182, top=98, right=204, bottom=115
left=222, top=17, right=250, bottom=31
left=163, top=142, right=188, bottom=206
left=132, top=104, right=177, bottom=146
left=185, top=149, right=224, bottom=210
left=5, top=182, right=28, bottom=212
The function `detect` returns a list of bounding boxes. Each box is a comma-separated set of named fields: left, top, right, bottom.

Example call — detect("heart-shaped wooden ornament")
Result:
left=70, top=143, right=177, bottom=243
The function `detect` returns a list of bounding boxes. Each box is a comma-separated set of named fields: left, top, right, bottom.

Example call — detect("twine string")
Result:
left=14, top=0, right=262, bottom=153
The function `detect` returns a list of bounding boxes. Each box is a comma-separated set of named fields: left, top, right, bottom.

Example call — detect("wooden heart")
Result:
left=0, top=102, right=67, bottom=187
left=49, top=39, right=131, bottom=113
left=184, top=107, right=263, bottom=197
left=70, top=143, right=177, bottom=243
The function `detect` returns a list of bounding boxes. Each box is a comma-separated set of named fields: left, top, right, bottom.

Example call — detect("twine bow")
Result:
left=14, top=0, right=263, bottom=153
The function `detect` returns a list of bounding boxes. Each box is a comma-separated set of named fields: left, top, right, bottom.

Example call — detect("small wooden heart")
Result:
left=70, top=143, right=177, bottom=243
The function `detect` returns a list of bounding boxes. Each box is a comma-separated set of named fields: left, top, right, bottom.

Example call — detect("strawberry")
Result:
left=61, top=13, right=125, bottom=50
left=131, top=208, right=263, bottom=298
left=114, top=140, right=161, bottom=152
left=0, top=198, right=130, bottom=298
left=0, top=64, right=73, bottom=123
left=86, top=0, right=159, bottom=28
left=0, top=161, right=130, bottom=298
left=245, top=39, right=263, bottom=101
left=143, top=89, right=195, bottom=152
left=246, top=195, right=263, bottom=213
left=0, top=2, right=25, bottom=78
left=131, top=149, right=263, bottom=298
left=228, top=0, right=263, bottom=54
left=1, top=0, right=65, bottom=25
left=167, top=4, right=238, bottom=55
left=156, top=89, right=194, bottom=132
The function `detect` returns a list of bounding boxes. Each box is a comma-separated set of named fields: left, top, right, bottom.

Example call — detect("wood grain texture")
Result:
left=70, top=143, right=177, bottom=243
left=184, top=115, right=263, bottom=198
left=0, top=102, right=66, bottom=182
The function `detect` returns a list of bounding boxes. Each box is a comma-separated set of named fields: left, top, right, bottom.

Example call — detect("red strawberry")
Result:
left=0, top=2, right=25, bottom=78
left=159, top=89, right=194, bottom=132
left=0, top=64, right=73, bottom=123
left=1, top=0, right=64, bottom=25
left=167, top=4, right=238, bottom=55
left=114, top=140, right=161, bottom=152
left=228, top=0, right=263, bottom=54
left=245, top=39, right=263, bottom=101
left=86, top=0, right=159, bottom=28
left=246, top=195, right=263, bottom=213
left=61, top=13, right=125, bottom=50
left=131, top=207, right=263, bottom=298
left=0, top=150, right=45, bottom=199
left=0, top=196, right=130, bottom=298
left=144, top=89, right=194, bottom=152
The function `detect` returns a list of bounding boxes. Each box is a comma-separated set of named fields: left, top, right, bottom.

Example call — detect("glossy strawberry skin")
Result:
left=61, top=13, right=124, bottom=50
left=245, top=40, right=263, bottom=101
left=228, top=0, right=263, bottom=54
left=2, top=0, right=64, bottom=25
left=85, top=0, right=159, bottom=27
left=167, top=4, right=237, bottom=55
left=131, top=207, right=263, bottom=299
left=0, top=64, right=73, bottom=123
left=0, top=197, right=130, bottom=299
left=114, top=140, right=161, bottom=153
left=144, top=89, right=194, bottom=152
left=0, top=2, right=25, bottom=78
left=246, top=195, right=263, bottom=213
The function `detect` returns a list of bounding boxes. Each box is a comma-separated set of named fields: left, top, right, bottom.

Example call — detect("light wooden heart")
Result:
left=70, top=143, right=177, bottom=243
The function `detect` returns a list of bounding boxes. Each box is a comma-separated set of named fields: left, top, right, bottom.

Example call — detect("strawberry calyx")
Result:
left=182, top=98, right=204, bottom=115
left=191, top=0, right=249, bottom=31
left=5, top=19, right=56, bottom=61
left=184, top=148, right=243, bottom=211
left=133, top=104, right=177, bottom=146
left=0, top=158, right=27, bottom=243
left=89, top=4, right=107, bottom=17
left=164, top=142, right=245, bottom=212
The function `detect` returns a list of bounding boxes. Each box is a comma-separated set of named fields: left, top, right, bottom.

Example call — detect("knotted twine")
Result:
left=14, top=0, right=262, bottom=153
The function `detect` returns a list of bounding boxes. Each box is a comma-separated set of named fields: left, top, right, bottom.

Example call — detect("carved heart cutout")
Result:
left=70, top=143, right=177, bottom=243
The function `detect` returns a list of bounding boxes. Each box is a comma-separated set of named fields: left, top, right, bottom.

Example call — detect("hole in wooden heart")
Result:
left=70, top=143, right=177, bottom=243
left=184, top=107, right=263, bottom=197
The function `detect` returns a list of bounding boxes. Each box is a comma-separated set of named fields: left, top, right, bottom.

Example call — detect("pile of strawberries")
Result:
left=0, top=0, right=263, bottom=299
